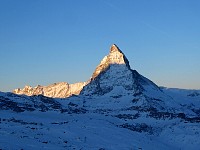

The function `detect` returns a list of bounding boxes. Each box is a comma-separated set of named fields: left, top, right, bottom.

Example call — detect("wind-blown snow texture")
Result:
left=1, top=44, right=200, bottom=149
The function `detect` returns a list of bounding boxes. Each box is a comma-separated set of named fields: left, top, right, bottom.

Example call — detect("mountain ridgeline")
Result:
left=13, top=44, right=160, bottom=98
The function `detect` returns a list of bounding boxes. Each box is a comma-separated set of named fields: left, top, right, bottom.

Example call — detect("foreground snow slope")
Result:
left=0, top=89, right=200, bottom=150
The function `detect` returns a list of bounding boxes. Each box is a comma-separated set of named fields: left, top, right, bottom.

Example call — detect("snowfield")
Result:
left=0, top=89, right=200, bottom=150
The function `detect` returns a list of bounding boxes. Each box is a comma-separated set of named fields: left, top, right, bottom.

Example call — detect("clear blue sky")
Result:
left=0, top=0, right=200, bottom=92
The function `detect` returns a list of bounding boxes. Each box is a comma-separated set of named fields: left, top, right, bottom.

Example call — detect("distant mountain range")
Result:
left=1, top=44, right=200, bottom=149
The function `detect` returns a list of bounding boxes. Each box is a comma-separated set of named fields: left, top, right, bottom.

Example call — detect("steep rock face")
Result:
left=13, top=82, right=86, bottom=98
left=91, top=44, right=131, bottom=79
left=81, top=44, right=160, bottom=96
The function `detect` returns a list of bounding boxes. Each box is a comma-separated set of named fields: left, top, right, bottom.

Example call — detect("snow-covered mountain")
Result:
left=13, top=44, right=162, bottom=99
left=1, top=44, right=200, bottom=149
left=13, top=82, right=86, bottom=98
left=81, top=44, right=161, bottom=97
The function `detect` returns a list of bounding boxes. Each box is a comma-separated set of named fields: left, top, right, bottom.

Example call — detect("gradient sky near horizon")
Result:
left=0, top=0, right=200, bottom=92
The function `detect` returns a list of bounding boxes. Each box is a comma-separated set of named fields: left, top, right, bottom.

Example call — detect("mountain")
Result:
left=81, top=44, right=175, bottom=113
left=13, top=44, right=161, bottom=99
left=81, top=44, right=161, bottom=97
left=1, top=44, right=200, bottom=149
left=13, top=82, right=86, bottom=98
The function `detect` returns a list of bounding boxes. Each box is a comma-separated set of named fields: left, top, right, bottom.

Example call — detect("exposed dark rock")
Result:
left=188, top=92, right=200, bottom=97
left=119, top=123, right=153, bottom=134
left=115, top=113, right=140, bottom=120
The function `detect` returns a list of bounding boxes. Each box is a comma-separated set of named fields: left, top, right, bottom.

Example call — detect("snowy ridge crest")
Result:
left=13, top=82, right=86, bottom=98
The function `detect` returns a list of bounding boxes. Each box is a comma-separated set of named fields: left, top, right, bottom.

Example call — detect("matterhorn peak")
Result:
left=91, top=44, right=130, bottom=79
left=110, top=44, right=121, bottom=53
left=80, top=44, right=161, bottom=96
left=108, top=44, right=130, bottom=67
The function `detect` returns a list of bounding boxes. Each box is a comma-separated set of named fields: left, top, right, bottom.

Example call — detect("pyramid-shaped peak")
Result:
left=108, top=44, right=130, bottom=67
left=110, top=44, right=121, bottom=53
left=81, top=44, right=161, bottom=96
left=91, top=44, right=131, bottom=80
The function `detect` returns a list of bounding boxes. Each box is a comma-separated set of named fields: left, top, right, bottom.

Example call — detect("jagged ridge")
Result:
left=13, top=82, right=86, bottom=98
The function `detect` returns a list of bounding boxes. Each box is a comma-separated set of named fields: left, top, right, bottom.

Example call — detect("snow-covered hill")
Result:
left=1, top=44, right=200, bottom=149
